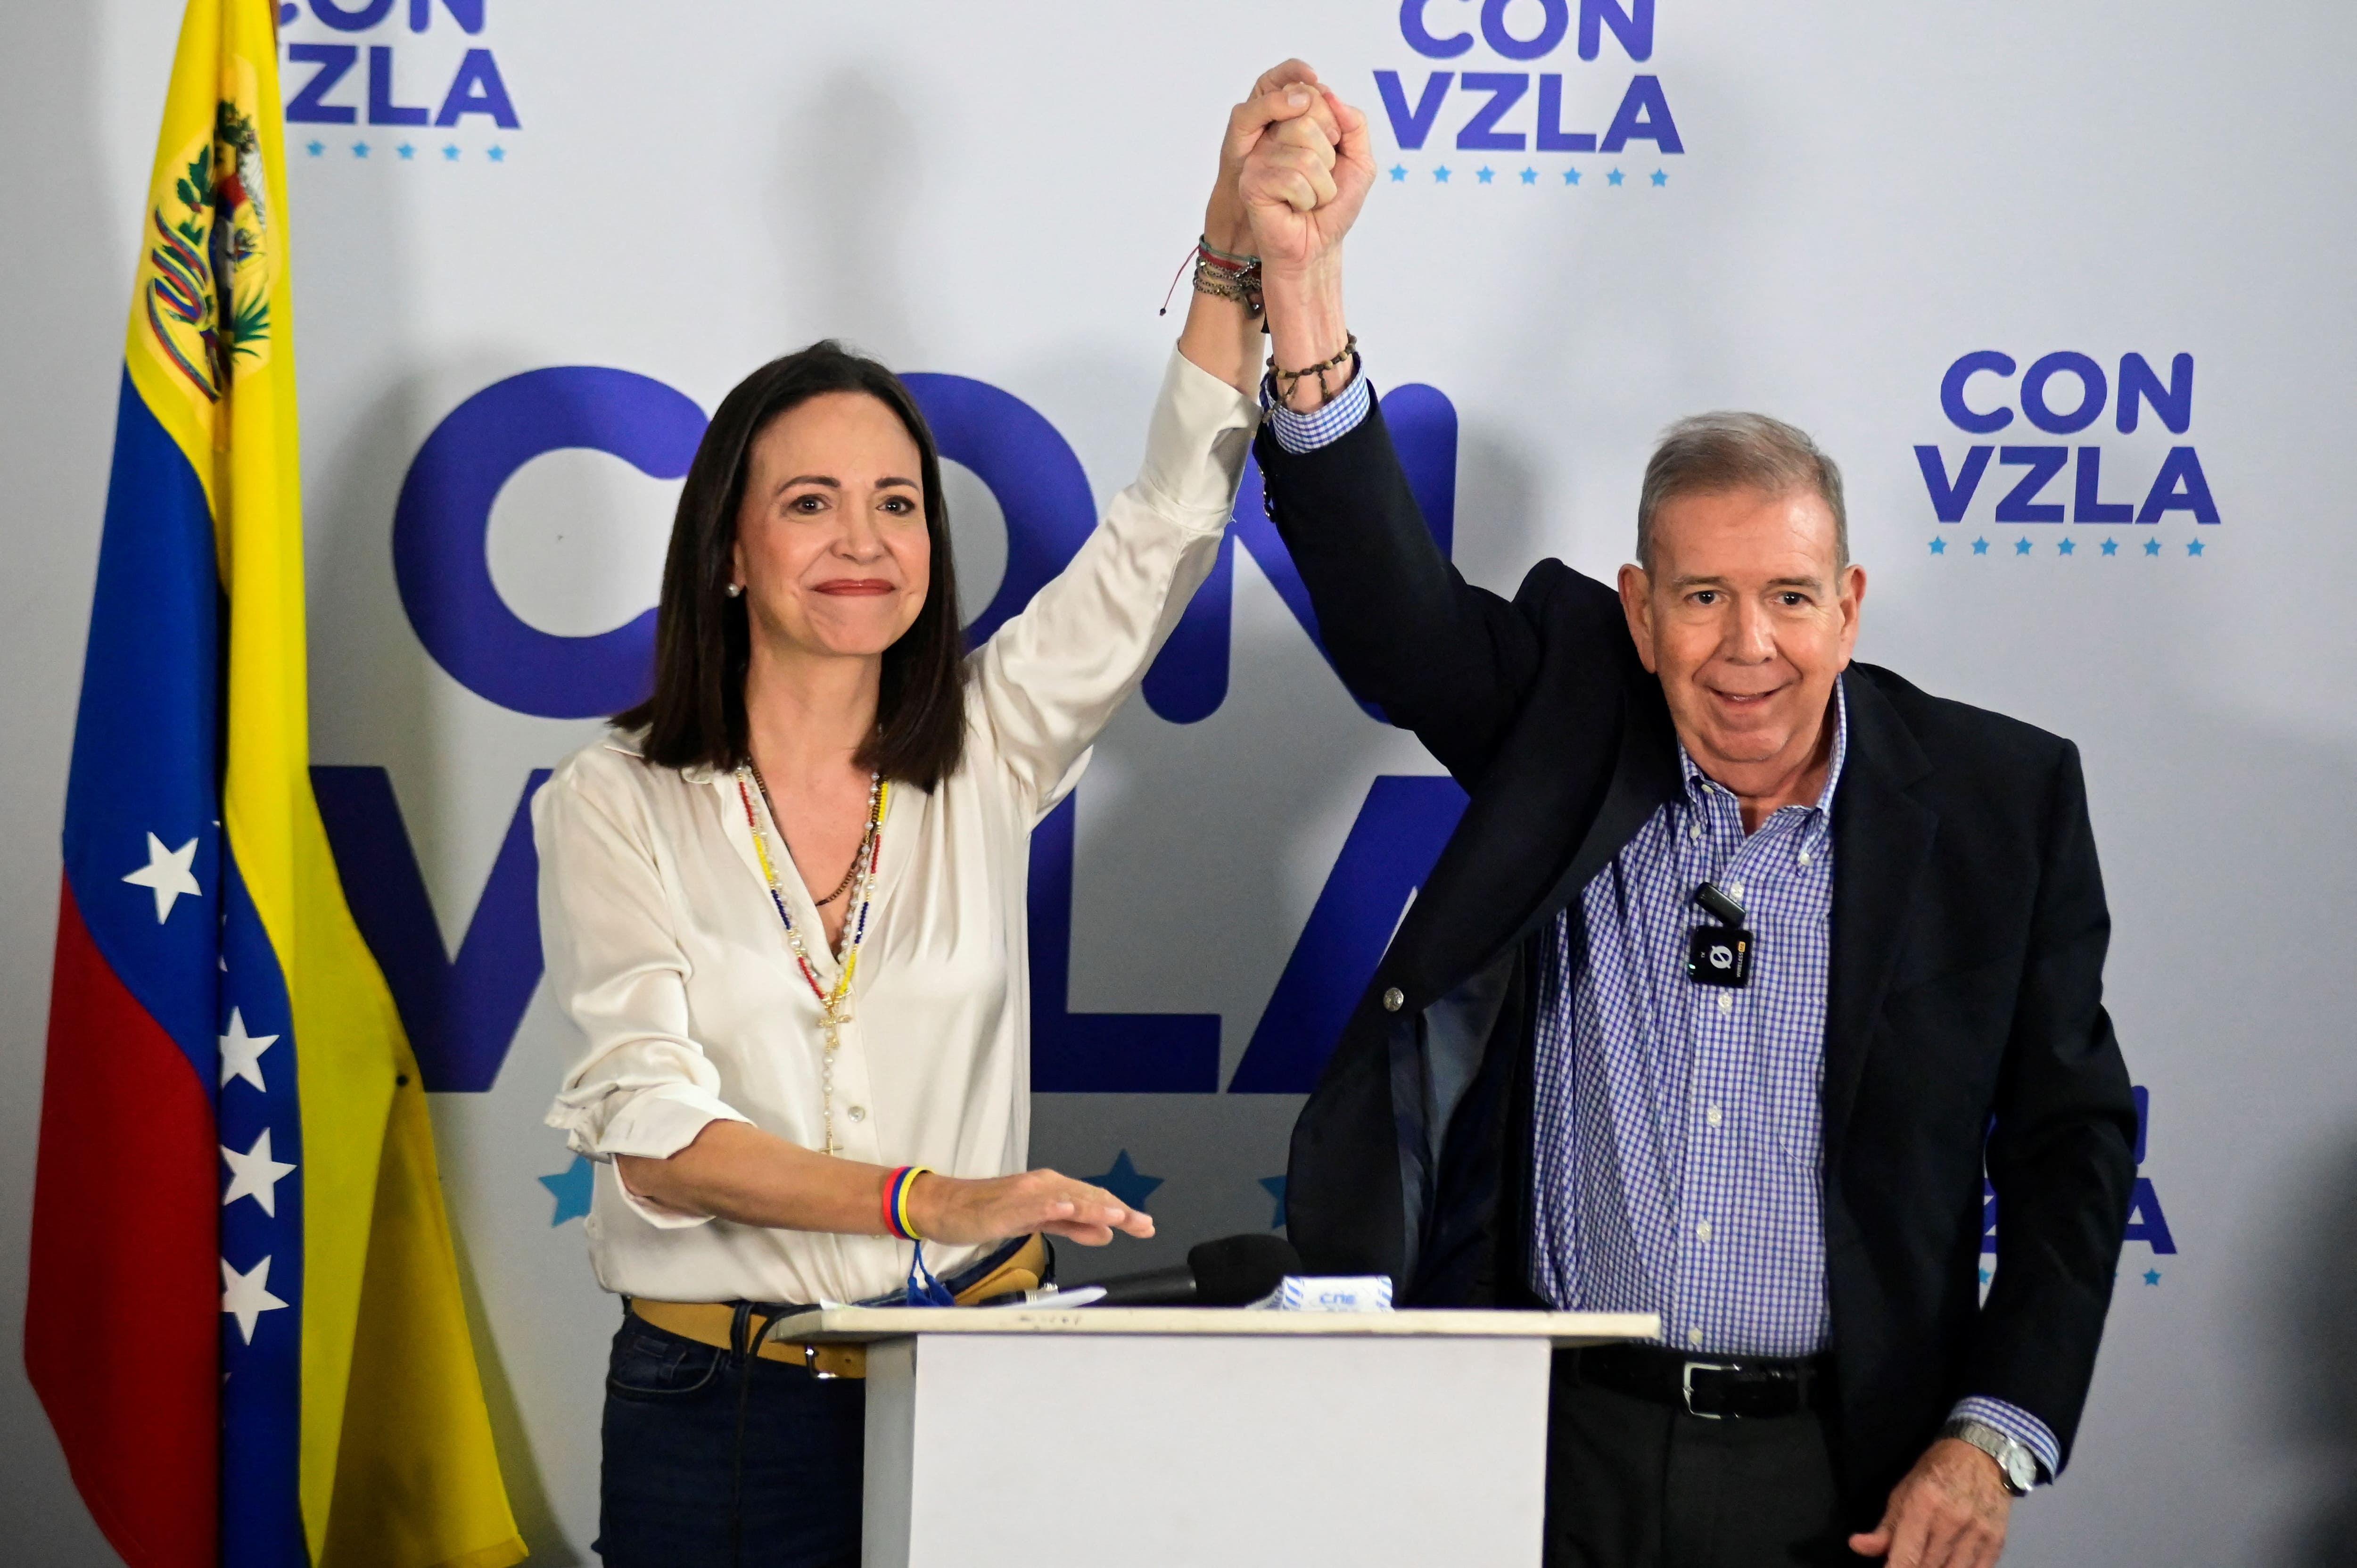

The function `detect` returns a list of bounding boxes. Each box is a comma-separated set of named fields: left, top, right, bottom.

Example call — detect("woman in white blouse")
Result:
left=536, top=65, right=1346, bottom=1568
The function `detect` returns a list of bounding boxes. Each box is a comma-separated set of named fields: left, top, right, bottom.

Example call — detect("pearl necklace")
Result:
left=735, top=768, right=887, bottom=1157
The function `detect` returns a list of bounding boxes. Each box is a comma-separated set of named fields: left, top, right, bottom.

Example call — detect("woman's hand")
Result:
left=617, top=1124, right=1154, bottom=1246
left=907, top=1167, right=1155, bottom=1247
left=1203, top=60, right=1343, bottom=257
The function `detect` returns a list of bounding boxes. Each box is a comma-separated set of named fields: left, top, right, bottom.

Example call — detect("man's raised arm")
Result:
left=1242, top=85, right=1544, bottom=782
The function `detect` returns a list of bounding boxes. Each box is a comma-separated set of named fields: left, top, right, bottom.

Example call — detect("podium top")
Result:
left=769, top=1305, right=1658, bottom=1348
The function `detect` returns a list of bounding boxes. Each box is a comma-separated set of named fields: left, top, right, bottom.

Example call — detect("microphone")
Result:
left=1086, top=1234, right=1303, bottom=1307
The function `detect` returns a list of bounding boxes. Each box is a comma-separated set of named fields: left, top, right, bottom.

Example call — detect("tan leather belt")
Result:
left=627, top=1234, right=1047, bottom=1380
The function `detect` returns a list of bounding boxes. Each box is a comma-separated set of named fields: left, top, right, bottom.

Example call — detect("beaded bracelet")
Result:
left=881, top=1165, right=931, bottom=1242
left=1162, top=236, right=1265, bottom=317
left=1193, top=264, right=1262, bottom=312
left=1270, top=332, right=1360, bottom=408
left=1198, top=237, right=1259, bottom=270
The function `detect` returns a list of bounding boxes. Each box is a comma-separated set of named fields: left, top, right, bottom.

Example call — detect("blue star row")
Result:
left=1389, top=163, right=1669, bottom=187
left=303, top=140, right=510, bottom=162
left=1930, top=536, right=2211, bottom=557
left=537, top=1151, right=1294, bottom=1230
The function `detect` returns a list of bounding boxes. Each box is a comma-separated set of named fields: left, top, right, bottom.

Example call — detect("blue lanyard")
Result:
left=903, top=1242, right=954, bottom=1307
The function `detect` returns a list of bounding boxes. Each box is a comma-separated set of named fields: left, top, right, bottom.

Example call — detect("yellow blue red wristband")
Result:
left=882, top=1165, right=930, bottom=1242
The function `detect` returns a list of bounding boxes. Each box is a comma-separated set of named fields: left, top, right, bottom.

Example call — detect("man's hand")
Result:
left=1240, top=86, right=1374, bottom=278
left=1203, top=61, right=1342, bottom=258
left=1848, top=1438, right=2013, bottom=1567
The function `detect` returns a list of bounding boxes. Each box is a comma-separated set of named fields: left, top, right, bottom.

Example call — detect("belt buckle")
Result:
left=1681, top=1359, right=1735, bottom=1419
left=801, top=1343, right=839, bottom=1380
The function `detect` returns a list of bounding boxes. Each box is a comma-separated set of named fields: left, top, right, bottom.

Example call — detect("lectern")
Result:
left=768, top=1304, right=1658, bottom=1568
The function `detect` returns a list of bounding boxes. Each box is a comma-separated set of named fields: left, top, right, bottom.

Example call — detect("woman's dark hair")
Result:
left=617, top=340, right=968, bottom=787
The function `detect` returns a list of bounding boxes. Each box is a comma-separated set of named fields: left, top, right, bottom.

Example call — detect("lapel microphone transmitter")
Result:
left=1688, top=881, right=1753, bottom=988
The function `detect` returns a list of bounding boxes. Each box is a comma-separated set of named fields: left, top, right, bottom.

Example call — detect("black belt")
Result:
left=1565, top=1342, right=1831, bottom=1420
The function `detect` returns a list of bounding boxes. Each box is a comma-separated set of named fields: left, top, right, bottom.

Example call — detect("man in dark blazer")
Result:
left=1233, top=86, right=2136, bottom=1568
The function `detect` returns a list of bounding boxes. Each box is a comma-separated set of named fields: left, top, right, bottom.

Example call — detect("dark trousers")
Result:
left=1546, top=1355, right=1851, bottom=1568
left=595, top=1313, right=866, bottom=1568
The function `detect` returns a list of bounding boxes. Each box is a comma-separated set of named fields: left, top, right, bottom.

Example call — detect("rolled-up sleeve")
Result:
left=971, top=345, right=1260, bottom=818
left=536, top=753, right=751, bottom=1228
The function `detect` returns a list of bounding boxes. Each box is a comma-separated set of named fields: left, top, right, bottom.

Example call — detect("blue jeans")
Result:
left=594, top=1238, right=1042, bottom=1566
left=595, top=1313, right=866, bottom=1568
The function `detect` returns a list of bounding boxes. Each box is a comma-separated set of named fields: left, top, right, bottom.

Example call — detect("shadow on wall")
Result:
left=769, top=66, right=923, bottom=363
left=0, top=0, right=141, bottom=1560
left=2285, top=1139, right=2357, bottom=1568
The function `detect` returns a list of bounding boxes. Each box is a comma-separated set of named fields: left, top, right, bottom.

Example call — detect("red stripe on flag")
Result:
left=27, top=877, right=219, bottom=1568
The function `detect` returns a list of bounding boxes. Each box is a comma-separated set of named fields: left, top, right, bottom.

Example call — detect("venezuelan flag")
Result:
left=26, top=4, right=526, bottom=1566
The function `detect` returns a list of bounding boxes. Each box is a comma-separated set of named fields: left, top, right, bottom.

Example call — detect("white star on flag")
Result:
left=221, top=1255, right=288, bottom=1345
left=122, top=832, right=201, bottom=923
left=220, top=1129, right=297, bottom=1216
left=218, top=1009, right=279, bottom=1092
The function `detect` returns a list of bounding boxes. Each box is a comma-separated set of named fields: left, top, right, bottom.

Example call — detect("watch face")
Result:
left=2003, top=1448, right=2037, bottom=1493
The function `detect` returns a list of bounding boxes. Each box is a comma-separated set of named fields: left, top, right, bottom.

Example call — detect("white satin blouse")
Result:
left=537, top=347, right=1259, bottom=1306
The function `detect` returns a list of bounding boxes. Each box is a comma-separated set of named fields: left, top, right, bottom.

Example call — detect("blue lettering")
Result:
left=1940, top=351, right=2015, bottom=434
left=1456, top=73, right=1531, bottom=151
left=367, top=44, right=431, bottom=126
left=1914, top=445, right=1993, bottom=523
left=2072, top=447, right=2134, bottom=524
left=2121, top=1176, right=2177, bottom=1254
left=1598, top=74, right=1681, bottom=154
left=1028, top=791, right=1221, bottom=1093
left=1400, top=0, right=1475, bottom=58
left=900, top=374, right=1098, bottom=649
left=392, top=366, right=705, bottom=718
left=435, top=47, right=520, bottom=127
left=312, top=767, right=549, bottom=1093
left=375, top=361, right=1489, bottom=1095
left=2020, top=351, right=2106, bottom=436
left=1579, top=0, right=1655, bottom=60
left=1374, top=70, right=1454, bottom=150
left=1534, top=75, right=1598, bottom=151
left=1145, top=385, right=1458, bottom=725
left=2117, top=353, right=2194, bottom=435
left=1480, top=0, right=1569, bottom=61
left=1228, top=776, right=1472, bottom=1093
left=311, top=0, right=394, bottom=29
left=1994, top=446, right=2068, bottom=523
left=284, top=42, right=359, bottom=124
left=410, top=0, right=485, bottom=31
left=2137, top=447, right=2220, bottom=524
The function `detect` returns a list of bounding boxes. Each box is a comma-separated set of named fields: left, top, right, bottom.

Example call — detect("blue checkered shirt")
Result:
left=1269, top=379, right=2060, bottom=1482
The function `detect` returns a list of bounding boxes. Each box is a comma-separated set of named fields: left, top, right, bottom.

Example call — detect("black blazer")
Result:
left=1258, top=395, right=2137, bottom=1523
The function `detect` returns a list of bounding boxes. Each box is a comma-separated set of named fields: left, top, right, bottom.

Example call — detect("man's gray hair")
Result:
left=1636, top=412, right=1848, bottom=573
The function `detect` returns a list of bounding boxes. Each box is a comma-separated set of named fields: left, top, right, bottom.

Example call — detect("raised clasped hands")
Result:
left=1224, top=63, right=1372, bottom=410
left=1237, top=71, right=1373, bottom=280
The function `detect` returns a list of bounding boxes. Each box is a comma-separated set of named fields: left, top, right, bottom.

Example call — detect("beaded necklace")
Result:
left=735, top=767, right=888, bottom=1156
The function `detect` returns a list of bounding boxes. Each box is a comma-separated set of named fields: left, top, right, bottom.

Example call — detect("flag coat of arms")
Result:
left=26, top=3, right=526, bottom=1565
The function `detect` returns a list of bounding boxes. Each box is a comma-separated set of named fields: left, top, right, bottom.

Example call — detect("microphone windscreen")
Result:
left=1186, top=1233, right=1304, bottom=1305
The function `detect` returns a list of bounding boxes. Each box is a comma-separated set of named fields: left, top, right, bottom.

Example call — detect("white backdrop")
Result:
left=5, top=3, right=2356, bottom=1563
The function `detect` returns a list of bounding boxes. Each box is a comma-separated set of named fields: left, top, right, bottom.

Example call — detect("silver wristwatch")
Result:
left=1941, top=1418, right=2039, bottom=1496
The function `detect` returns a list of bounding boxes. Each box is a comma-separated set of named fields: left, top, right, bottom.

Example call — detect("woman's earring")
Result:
left=725, top=582, right=744, bottom=598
